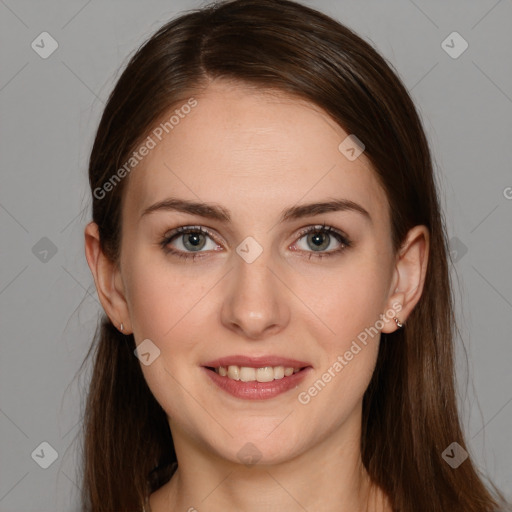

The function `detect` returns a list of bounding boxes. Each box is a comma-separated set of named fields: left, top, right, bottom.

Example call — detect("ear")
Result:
left=381, top=225, right=429, bottom=333
left=84, top=221, right=132, bottom=333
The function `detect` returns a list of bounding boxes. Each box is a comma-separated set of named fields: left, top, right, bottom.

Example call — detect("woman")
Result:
left=81, top=0, right=510, bottom=510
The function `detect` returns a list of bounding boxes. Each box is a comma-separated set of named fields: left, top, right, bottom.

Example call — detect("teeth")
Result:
left=214, top=365, right=302, bottom=381
left=256, top=367, right=274, bottom=382
left=227, top=365, right=240, bottom=380
left=274, top=366, right=284, bottom=379
left=240, top=367, right=256, bottom=382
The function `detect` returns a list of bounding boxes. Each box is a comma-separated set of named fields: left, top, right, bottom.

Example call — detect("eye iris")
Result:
left=183, top=232, right=206, bottom=251
left=308, top=231, right=329, bottom=251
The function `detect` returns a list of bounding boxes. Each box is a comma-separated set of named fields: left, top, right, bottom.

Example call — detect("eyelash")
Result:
left=159, top=223, right=352, bottom=262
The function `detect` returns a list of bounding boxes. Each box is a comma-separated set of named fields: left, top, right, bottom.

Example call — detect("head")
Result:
left=82, top=1, right=506, bottom=511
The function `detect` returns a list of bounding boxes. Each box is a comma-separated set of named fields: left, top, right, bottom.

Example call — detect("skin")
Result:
left=85, top=79, right=429, bottom=512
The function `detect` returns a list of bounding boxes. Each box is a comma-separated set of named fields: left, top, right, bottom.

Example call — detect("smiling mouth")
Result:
left=205, top=365, right=307, bottom=382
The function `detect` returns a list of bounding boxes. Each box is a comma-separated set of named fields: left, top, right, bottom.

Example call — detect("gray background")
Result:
left=0, top=0, right=511, bottom=510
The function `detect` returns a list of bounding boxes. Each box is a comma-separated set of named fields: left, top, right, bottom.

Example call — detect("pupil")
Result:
left=189, top=234, right=200, bottom=246
left=184, top=232, right=205, bottom=250
left=310, top=232, right=328, bottom=251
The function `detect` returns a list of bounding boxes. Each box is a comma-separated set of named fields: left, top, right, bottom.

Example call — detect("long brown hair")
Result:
left=81, top=1, right=509, bottom=510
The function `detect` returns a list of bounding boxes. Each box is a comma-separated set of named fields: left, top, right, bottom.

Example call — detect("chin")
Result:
left=213, top=429, right=307, bottom=467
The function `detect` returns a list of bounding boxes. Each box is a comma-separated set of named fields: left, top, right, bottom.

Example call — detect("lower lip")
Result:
left=202, top=366, right=312, bottom=400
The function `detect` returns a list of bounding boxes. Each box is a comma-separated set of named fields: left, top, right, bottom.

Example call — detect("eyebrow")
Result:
left=140, top=197, right=371, bottom=224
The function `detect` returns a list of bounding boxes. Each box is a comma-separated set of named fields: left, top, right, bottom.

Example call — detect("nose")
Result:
left=220, top=247, right=291, bottom=340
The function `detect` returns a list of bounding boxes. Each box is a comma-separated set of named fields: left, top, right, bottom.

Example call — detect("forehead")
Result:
left=123, top=81, right=388, bottom=228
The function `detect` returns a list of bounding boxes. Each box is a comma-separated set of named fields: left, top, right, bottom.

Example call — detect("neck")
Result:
left=150, top=405, right=390, bottom=512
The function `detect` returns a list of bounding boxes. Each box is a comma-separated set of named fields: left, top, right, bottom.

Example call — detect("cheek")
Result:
left=125, top=260, right=212, bottom=426
left=292, top=256, right=387, bottom=409
left=296, top=255, right=388, bottom=347
left=126, top=271, right=170, bottom=340
left=123, top=251, right=210, bottom=342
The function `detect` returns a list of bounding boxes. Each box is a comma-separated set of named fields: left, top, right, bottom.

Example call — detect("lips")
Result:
left=201, top=355, right=312, bottom=400
left=203, top=366, right=311, bottom=400
left=202, top=355, right=311, bottom=369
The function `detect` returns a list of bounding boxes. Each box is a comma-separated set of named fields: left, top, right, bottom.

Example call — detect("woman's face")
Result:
left=117, top=80, right=403, bottom=465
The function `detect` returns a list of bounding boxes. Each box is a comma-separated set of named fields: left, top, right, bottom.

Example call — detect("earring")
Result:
left=394, top=317, right=403, bottom=329
left=120, top=322, right=124, bottom=332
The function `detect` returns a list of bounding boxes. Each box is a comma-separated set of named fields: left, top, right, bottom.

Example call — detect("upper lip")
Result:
left=202, top=355, right=312, bottom=368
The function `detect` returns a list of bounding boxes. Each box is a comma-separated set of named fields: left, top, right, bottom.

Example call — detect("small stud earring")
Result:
left=394, top=317, right=403, bottom=329
left=120, top=323, right=124, bottom=332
